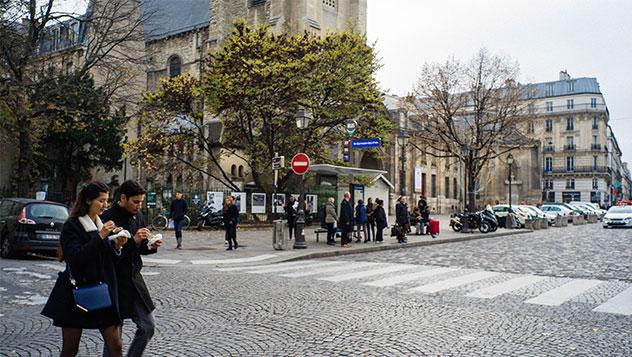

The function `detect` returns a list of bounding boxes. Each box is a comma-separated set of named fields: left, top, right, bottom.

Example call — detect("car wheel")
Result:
left=1, top=234, right=15, bottom=259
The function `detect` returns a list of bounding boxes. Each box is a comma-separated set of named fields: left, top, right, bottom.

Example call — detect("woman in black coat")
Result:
left=284, top=196, right=297, bottom=239
left=41, top=182, right=128, bottom=357
left=374, top=199, right=387, bottom=243
left=223, top=195, right=240, bottom=250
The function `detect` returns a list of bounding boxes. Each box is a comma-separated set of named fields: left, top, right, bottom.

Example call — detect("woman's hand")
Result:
left=99, top=220, right=116, bottom=239
left=113, top=235, right=128, bottom=251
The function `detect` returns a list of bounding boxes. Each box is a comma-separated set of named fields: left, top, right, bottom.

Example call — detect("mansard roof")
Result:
left=525, top=77, right=602, bottom=99
left=141, top=0, right=210, bottom=42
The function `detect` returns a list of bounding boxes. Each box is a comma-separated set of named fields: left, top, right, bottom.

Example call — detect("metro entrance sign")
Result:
left=291, top=153, right=310, bottom=175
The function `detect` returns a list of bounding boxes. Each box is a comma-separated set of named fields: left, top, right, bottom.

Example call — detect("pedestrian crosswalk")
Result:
left=215, top=260, right=632, bottom=317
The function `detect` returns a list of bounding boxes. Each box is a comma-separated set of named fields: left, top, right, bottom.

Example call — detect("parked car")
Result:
left=540, top=204, right=574, bottom=222
left=0, top=198, right=69, bottom=258
left=602, top=205, right=632, bottom=228
left=492, top=205, right=526, bottom=228
left=544, top=202, right=587, bottom=220
left=568, top=201, right=606, bottom=219
left=521, top=205, right=556, bottom=224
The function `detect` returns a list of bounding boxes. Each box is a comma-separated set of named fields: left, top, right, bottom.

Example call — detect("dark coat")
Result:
left=396, top=202, right=410, bottom=226
left=101, top=204, right=156, bottom=319
left=355, top=203, right=368, bottom=224
left=169, top=198, right=188, bottom=220
left=366, top=202, right=375, bottom=224
left=284, top=202, right=296, bottom=223
left=339, top=199, right=354, bottom=227
left=374, top=206, right=387, bottom=229
left=223, top=204, right=239, bottom=227
left=41, top=217, right=122, bottom=328
left=418, top=198, right=427, bottom=212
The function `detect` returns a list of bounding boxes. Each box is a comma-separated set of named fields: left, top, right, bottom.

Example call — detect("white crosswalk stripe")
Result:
left=279, top=262, right=377, bottom=278
left=467, top=275, right=548, bottom=299
left=407, top=271, right=500, bottom=294
left=215, top=260, right=319, bottom=272
left=248, top=261, right=343, bottom=274
left=362, top=267, right=459, bottom=287
left=524, top=279, right=603, bottom=306
left=592, top=286, right=632, bottom=315
left=318, top=264, right=417, bottom=282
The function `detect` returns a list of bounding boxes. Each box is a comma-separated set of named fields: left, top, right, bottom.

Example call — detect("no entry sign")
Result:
left=291, top=153, right=310, bottom=175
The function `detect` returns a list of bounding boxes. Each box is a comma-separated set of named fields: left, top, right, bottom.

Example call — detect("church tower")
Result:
left=208, top=0, right=366, bottom=47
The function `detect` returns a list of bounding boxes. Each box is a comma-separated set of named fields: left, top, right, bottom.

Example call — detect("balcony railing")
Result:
left=564, top=144, right=576, bottom=151
left=591, top=144, right=602, bottom=151
left=566, top=126, right=575, bottom=131
left=592, top=125, right=599, bottom=130
left=535, top=103, right=607, bottom=115
left=544, top=145, right=555, bottom=152
left=543, top=166, right=609, bottom=174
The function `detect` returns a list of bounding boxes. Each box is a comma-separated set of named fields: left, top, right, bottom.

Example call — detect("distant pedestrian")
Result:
left=42, top=182, right=127, bottom=357
left=355, top=199, right=368, bottom=243
left=366, top=197, right=376, bottom=242
left=169, top=190, right=188, bottom=249
left=374, top=198, right=387, bottom=243
left=411, top=207, right=423, bottom=235
left=395, top=196, right=410, bottom=243
left=223, top=196, right=239, bottom=250
left=339, top=192, right=354, bottom=248
left=417, top=196, right=427, bottom=213
left=285, top=196, right=297, bottom=239
left=324, top=197, right=338, bottom=246
left=422, top=206, right=431, bottom=235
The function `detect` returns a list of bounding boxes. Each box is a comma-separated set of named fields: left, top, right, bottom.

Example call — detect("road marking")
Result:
left=141, top=271, right=161, bottom=276
left=248, top=261, right=342, bottom=274
left=467, top=275, right=548, bottom=299
left=362, top=267, right=459, bottom=287
left=319, top=264, right=417, bottom=282
left=215, top=260, right=317, bottom=272
left=142, top=258, right=182, bottom=265
left=407, top=271, right=500, bottom=294
left=279, top=262, right=377, bottom=278
left=592, top=286, right=632, bottom=315
left=35, top=263, right=65, bottom=272
left=191, top=254, right=277, bottom=265
left=525, top=279, right=603, bottom=306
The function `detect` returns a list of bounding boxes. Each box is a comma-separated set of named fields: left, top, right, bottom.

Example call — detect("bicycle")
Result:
left=150, top=211, right=191, bottom=230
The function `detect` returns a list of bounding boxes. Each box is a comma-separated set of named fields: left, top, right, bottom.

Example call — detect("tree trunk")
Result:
left=466, top=168, right=477, bottom=212
left=16, top=110, right=34, bottom=197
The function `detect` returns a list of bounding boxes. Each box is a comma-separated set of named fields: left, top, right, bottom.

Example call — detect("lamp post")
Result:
left=461, top=144, right=471, bottom=233
left=293, top=107, right=311, bottom=249
left=397, top=130, right=410, bottom=196
left=506, top=153, right=515, bottom=229
left=123, top=135, right=128, bottom=181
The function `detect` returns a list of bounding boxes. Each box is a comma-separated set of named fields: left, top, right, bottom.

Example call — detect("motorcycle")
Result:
left=480, top=207, right=498, bottom=233
left=196, top=202, right=224, bottom=229
left=450, top=212, right=480, bottom=232
left=450, top=209, right=497, bottom=234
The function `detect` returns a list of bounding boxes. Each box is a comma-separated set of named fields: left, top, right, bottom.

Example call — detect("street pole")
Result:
left=506, top=153, right=515, bottom=229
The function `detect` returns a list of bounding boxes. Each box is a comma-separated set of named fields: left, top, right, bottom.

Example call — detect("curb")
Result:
left=276, top=229, right=534, bottom=263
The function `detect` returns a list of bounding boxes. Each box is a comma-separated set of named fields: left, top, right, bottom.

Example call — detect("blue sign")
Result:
left=351, top=138, right=381, bottom=149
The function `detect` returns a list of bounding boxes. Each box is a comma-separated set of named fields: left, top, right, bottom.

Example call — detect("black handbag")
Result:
left=390, top=225, right=401, bottom=237
left=68, top=261, right=112, bottom=313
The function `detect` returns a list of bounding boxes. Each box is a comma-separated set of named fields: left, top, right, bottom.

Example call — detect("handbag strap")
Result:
left=66, top=251, right=106, bottom=288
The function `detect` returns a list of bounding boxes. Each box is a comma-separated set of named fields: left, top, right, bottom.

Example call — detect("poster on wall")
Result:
left=251, top=193, right=266, bottom=214
left=414, top=167, right=422, bottom=193
left=306, top=194, right=318, bottom=214
left=273, top=193, right=286, bottom=213
left=206, top=191, right=224, bottom=213
left=231, top=192, right=247, bottom=214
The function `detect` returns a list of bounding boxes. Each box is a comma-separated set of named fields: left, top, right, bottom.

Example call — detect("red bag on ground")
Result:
left=428, top=219, right=440, bottom=235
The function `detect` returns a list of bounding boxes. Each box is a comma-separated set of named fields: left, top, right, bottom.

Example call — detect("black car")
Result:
left=0, top=198, right=69, bottom=258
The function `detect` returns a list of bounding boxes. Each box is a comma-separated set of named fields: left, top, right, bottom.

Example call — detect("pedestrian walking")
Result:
left=374, top=198, right=387, bottom=243
left=366, top=197, right=376, bottom=242
left=339, top=192, right=354, bottom=248
left=355, top=199, right=368, bottom=243
left=42, top=182, right=128, bottom=357
left=284, top=196, right=297, bottom=239
left=101, top=180, right=161, bottom=357
left=169, top=190, right=188, bottom=249
left=395, top=196, right=410, bottom=243
left=324, top=197, right=338, bottom=246
left=223, top=196, right=240, bottom=250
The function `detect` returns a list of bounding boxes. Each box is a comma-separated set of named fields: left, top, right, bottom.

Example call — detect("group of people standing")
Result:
left=323, top=192, right=388, bottom=247
left=395, top=196, right=434, bottom=243
left=42, top=180, right=160, bottom=357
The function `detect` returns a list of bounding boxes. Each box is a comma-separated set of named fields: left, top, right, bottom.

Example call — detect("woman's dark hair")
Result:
left=118, top=180, right=146, bottom=200
left=70, top=181, right=110, bottom=218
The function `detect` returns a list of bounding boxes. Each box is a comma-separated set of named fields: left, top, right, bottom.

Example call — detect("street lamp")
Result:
left=460, top=144, right=471, bottom=233
left=293, top=107, right=311, bottom=249
left=123, top=135, right=128, bottom=181
left=398, top=130, right=410, bottom=196
left=506, top=153, right=515, bottom=229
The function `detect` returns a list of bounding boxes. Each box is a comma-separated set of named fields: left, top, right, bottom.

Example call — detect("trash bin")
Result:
left=273, top=219, right=287, bottom=250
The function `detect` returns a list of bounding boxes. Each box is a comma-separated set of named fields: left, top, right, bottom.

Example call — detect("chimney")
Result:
left=559, top=70, right=571, bottom=81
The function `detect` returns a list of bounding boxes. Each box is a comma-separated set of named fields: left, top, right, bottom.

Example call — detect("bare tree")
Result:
left=405, top=49, right=532, bottom=211
left=0, top=0, right=148, bottom=196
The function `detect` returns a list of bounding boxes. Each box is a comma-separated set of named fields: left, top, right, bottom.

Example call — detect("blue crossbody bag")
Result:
left=68, top=262, right=112, bottom=313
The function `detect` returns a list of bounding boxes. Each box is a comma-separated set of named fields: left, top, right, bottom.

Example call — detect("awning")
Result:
left=309, top=164, right=394, bottom=189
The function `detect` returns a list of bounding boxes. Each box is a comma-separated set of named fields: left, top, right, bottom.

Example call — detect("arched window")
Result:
left=238, top=165, right=244, bottom=177
left=231, top=164, right=237, bottom=177
left=168, top=55, right=181, bottom=77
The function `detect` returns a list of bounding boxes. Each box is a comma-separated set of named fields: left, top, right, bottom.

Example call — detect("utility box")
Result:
left=273, top=220, right=288, bottom=250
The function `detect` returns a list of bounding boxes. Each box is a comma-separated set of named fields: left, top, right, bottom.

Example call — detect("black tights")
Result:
left=61, top=325, right=122, bottom=357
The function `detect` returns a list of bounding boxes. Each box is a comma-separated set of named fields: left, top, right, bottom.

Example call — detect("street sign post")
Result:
left=291, top=153, right=310, bottom=175
left=351, top=138, right=381, bottom=149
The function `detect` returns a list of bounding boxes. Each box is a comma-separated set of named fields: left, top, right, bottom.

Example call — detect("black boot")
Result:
left=233, top=239, right=238, bottom=249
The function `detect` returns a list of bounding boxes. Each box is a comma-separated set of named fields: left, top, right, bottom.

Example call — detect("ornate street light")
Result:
left=398, top=130, right=410, bottom=196
left=293, top=107, right=311, bottom=249
left=507, top=153, right=515, bottom=229
left=294, top=107, right=311, bottom=130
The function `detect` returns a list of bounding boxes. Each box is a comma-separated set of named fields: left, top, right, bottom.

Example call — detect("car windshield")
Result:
left=608, top=206, right=632, bottom=214
left=27, top=204, right=69, bottom=220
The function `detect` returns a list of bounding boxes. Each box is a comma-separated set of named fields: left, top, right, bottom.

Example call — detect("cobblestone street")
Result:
left=1, top=224, right=631, bottom=356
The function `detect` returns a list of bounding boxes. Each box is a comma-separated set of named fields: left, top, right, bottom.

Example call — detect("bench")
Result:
left=314, top=226, right=361, bottom=243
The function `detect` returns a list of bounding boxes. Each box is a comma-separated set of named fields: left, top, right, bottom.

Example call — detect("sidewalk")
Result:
left=143, top=215, right=532, bottom=267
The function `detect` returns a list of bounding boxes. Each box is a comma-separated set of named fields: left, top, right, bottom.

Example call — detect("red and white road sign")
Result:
left=291, top=153, right=310, bottom=175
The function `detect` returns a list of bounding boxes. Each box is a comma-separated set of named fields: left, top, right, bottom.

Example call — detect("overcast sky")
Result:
left=366, top=0, right=632, bottom=162
left=51, top=0, right=631, bottom=162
